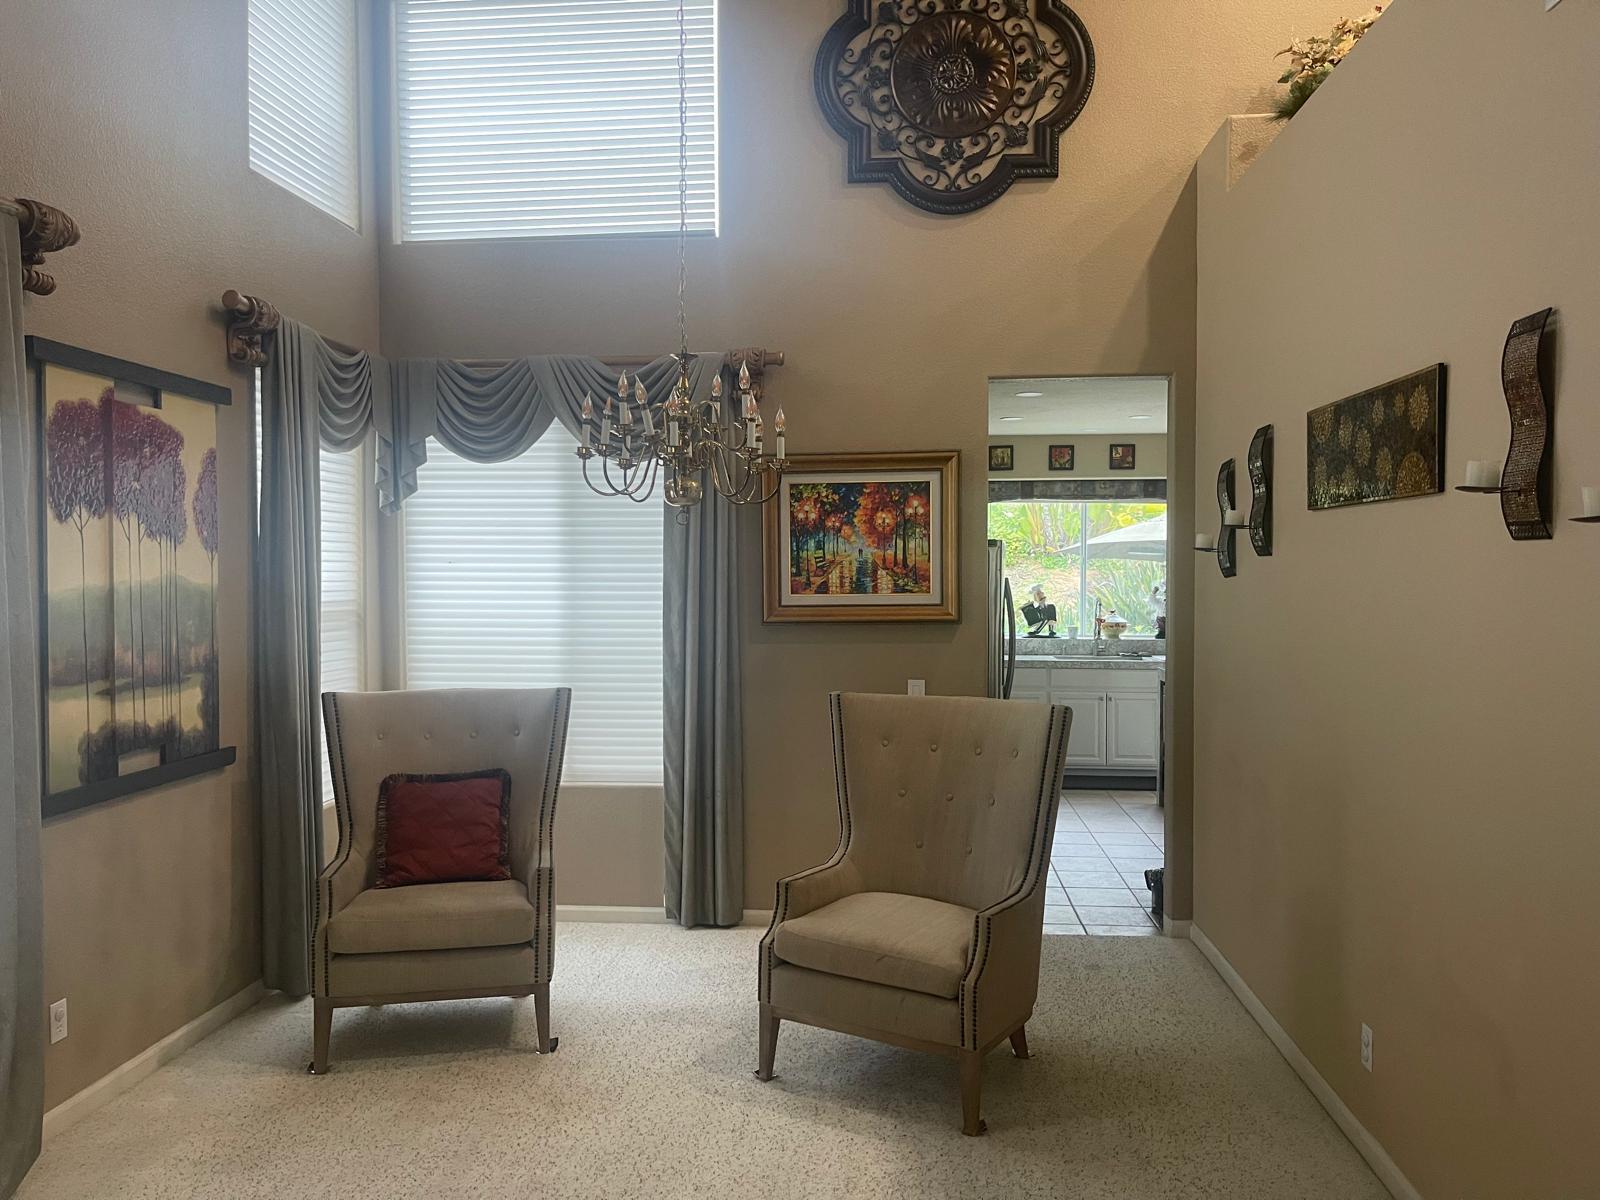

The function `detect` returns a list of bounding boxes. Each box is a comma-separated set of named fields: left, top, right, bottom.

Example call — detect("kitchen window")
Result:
left=989, top=500, right=1168, bottom=637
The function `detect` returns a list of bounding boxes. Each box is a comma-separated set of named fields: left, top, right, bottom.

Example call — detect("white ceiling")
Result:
left=988, top=376, right=1170, bottom=436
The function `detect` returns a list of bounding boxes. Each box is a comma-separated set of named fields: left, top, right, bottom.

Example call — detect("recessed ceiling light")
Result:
left=998, top=416, right=1025, bottom=422
left=1128, top=414, right=1153, bottom=421
left=1014, top=390, right=1044, bottom=398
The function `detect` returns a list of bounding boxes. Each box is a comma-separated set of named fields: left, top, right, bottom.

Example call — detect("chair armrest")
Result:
left=757, top=859, right=862, bottom=1002
left=957, top=885, right=1047, bottom=1052
left=311, top=848, right=369, bottom=997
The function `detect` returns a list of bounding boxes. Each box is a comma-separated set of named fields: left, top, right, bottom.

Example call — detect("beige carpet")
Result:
left=19, top=926, right=1386, bottom=1200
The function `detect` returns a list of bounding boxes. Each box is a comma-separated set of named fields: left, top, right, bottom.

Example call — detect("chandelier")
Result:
left=576, top=0, right=787, bottom=509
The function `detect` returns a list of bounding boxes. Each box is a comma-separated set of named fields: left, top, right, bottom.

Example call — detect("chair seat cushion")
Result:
left=773, top=892, right=975, bottom=999
left=327, top=880, right=535, bottom=955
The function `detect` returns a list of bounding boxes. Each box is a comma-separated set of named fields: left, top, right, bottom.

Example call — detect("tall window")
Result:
left=247, top=0, right=361, bottom=227
left=403, top=428, right=664, bottom=784
left=989, top=501, right=1168, bottom=637
left=255, top=378, right=368, bottom=803
left=393, top=0, right=718, bottom=241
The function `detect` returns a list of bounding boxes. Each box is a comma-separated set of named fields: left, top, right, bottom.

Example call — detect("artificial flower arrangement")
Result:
left=1275, top=5, right=1386, bottom=120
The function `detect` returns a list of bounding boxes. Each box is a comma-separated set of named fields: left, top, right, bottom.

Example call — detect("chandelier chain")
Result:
left=677, top=0, right=689, bottom=363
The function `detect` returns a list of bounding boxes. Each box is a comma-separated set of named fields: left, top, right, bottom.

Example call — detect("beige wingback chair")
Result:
left=311, top=688, right=571, bottom=1073
left=757, top=692, right=1071, bottom=1135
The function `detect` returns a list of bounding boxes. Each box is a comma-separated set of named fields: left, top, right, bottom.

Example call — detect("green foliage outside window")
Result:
left=989, top=501, right=1167, bottom=636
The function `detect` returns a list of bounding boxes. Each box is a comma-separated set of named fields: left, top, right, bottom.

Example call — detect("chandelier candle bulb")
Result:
left=580, top=394, right=594, bottom=448
left=602, top=397, right=613, bottom=446
left=775, top=406, right=786, bottom=459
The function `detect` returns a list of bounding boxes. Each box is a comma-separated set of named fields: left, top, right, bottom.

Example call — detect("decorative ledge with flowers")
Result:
left=1274, top=5, right=1386, bottom=121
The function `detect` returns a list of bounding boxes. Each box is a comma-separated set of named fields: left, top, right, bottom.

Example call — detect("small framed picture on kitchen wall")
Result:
left=988, top=444, right=1014, bottom=472
left=1048, top=444, right=1075, bottom=471
left=1109, top=443, right=1137, bottom=471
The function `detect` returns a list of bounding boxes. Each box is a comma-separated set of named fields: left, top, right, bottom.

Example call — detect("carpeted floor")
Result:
left=18, top=925, right=1387, bottom=1200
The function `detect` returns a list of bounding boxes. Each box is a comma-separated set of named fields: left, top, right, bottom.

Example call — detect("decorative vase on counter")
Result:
left=1100, top=609, right=1129, bottom=640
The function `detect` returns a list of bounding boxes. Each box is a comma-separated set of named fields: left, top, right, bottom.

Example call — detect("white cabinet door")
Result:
left=1011, top=667, right=1049, bottom=702
left=1107, top=694, right=1160, bottom=767
left=1052, top=690, right=1107, bottom=767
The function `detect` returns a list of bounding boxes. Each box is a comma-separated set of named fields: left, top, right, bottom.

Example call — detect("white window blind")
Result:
left=394, top=0, right=718, bottom=241
left=403, top=428, right=665, bottom=783
left=248, top=0, right=361, bottom=227
left=254, top=375, right=368, bottom=803
left=317, top=443, right=367, bottom=804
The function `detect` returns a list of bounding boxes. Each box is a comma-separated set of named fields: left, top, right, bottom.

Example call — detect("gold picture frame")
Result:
left=763, top=451, right=959, bottom=623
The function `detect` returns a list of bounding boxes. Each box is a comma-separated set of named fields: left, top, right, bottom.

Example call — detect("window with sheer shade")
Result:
left=247, top=0, right=361, bottom=228
left=394, top=0, right=718, bottom=241
left=254, top=377, right=368, bottom=804
left=402, top=428, right=665, bottom=783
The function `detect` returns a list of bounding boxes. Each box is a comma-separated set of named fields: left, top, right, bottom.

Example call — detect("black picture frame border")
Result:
left=28, top=336, right=237, bottom=820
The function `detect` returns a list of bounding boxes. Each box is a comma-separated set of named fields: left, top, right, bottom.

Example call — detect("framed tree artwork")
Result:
left=763, top=451, right=959, bottom=623
left=1048, top=444, right=1075, bottom=471
left=1109, top=443, right=1137, bottom=471
left=29, top=339, right=236, bottom=817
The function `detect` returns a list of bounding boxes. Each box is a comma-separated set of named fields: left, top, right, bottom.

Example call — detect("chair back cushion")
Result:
left=833, top=692, right=1064, bottom=911
left=323, top=688, right=570, bottom=891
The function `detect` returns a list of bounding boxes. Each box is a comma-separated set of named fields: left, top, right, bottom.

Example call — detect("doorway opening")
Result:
left=985, top=375, right=1171, bottom=936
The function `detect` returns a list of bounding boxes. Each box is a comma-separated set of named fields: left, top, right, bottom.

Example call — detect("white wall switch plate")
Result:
left=907, top=679, right=926, bottom=696
left=49, top=998, right=68, bottom=1044
left=1360, top=1022, right=1373, bottom=1072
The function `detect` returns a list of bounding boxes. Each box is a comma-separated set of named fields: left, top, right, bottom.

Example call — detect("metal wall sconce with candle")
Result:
left=1196, top=459, right=1246, bottom=577
left=1247, top=424, right=1274, bottom=556
left=1455, top=308, right=1554, bottom=540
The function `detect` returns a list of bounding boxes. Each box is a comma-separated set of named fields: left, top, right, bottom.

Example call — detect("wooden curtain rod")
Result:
left=2, top=197, right=81, bottom=296
left=221, top=289, right=784, bottom=383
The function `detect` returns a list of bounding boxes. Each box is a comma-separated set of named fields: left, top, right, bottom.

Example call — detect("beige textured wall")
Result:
left=1, top=0, right=380, bottom=1106
left=376, top=0, right=1358, bottom=924
left=988, top=434, right=1169, bottom=480
left=1194, top=2, right=1600, bottom=1196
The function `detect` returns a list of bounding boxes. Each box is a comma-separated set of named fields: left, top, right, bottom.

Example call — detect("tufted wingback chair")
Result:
left=311, top=688, right=570, bottom=1073
left=757, top=692, right=1070, bottom=1135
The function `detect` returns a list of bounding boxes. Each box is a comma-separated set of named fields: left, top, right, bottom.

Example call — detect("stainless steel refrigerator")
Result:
left=986, top=539, right=1016, bottom=699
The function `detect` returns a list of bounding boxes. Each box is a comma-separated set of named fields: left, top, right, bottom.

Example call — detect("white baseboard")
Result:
left=1189, top=926, right=1420, bottom=1200
left=554, top=904, right=773, bottom=928
left=43, top=981, right=266, bottom=1143
left=1162, top=916, right=1193, bottom=938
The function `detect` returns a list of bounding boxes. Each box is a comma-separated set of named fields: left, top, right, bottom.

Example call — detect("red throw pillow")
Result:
left=375, top=770, right=512, bottom=888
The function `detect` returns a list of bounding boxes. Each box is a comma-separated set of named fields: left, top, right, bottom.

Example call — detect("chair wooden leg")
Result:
left=755, top=1003, right=780, bottom=1082
left=1009, top=1024, right=1031, bottom=1059
left=959, top=1049, right=987, bottom=1136
left=309, top=998, right=331, bottom=1075
left=534, top=982, right=558, bottom=1053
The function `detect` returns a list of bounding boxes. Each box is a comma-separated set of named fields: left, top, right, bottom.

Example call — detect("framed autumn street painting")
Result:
left=29, top=338, right=236, bottom=817
left=763, top=451, right=959, bottom=623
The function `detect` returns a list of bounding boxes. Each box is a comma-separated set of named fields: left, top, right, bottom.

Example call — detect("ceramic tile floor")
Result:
left=1044, top=789, right=1164, bottom=936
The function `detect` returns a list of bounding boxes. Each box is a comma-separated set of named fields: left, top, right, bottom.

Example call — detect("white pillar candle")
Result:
left=1465, top=460, right=1501, bottom=488
left=1194, top=533, right=1216, bottom=550
left=1223, top=507, right=1245, bottom=526
left=1583, top=487, right=1600, bottom=517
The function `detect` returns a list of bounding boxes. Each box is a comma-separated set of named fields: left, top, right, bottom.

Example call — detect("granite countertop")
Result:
left=1017, top=653, right=1166, bottom=671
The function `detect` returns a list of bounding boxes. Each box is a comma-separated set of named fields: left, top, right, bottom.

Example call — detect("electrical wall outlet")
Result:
left=1360, top=1022, right=1373, bottom=1072
left=49, top=998, right=68, bottom=1045
left=907, top=679, right=926, bottom=696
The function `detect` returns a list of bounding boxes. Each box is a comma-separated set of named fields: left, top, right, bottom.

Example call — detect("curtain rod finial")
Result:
left=222, top=291, right=281, bottom=368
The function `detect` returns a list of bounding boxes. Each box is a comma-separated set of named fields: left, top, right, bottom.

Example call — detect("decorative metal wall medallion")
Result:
left=815, top=1, right=1095, bottom=215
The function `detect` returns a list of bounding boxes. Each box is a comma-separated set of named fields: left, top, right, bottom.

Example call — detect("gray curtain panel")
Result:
left=664, top=480, right=744, bottom=928
left=0, top=215, right=44, bottom=1198
left=257, top=318, right=382, bottom=995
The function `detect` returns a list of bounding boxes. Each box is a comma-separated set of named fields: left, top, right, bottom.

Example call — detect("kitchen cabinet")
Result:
left=1008, top=663, right=1160, bottom=774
